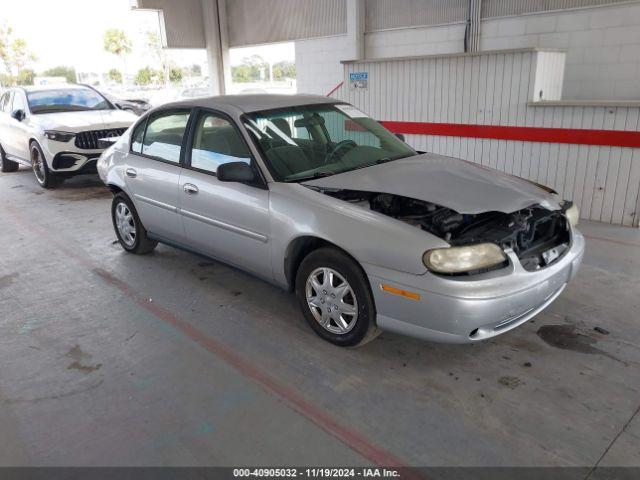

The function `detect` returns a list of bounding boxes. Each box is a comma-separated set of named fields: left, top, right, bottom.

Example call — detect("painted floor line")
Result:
left=5, top=206, right=412, bottom=470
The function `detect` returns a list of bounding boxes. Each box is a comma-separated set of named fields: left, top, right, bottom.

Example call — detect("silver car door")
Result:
left=0, top=91, right=12, bottom=155
left=179, top=110, right=271, bottom=278
left=124, top=109, right=191, bottom=242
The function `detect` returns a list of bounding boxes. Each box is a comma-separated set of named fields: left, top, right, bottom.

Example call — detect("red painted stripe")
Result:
left=326, top=81, right=344, bottom=97
left=6, top=206, right=416, bottom=472
left=380, top=121, right=640, bottom=148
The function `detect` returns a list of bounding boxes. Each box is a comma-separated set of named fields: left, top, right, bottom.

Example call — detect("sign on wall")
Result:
left=349, top=71, right=368, bottom=89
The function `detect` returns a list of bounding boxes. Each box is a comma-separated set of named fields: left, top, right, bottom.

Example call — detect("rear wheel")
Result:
left=30, top=141, right=60, bottom=188
left=112, top=193, right=157, bottom=254
left=295, top=247, right=381, bottom=347
left=0, top=144, right=19, bottom=173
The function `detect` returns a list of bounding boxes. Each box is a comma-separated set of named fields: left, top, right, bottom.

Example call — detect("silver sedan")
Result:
left=98, top=94, right=584, bottom=347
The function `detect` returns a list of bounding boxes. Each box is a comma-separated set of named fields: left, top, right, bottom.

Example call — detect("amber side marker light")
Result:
left=380, top=284, right=421, bottom=301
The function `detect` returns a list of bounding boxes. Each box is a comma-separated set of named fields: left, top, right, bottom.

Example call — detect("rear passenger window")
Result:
left=142, top=111, right=190, bottom=163
left=130, top=119, right=146, bottom=153
left=190, top=113, right=251, bottom=174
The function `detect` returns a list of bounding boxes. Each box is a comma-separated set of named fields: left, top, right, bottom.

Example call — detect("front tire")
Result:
left=30, top=141, right=60, bottom=188
left=295, top=247, right=381, bottom=347
left=0, top=144, right=19, bottom=173
left=111, top=193, right=157, bottom=254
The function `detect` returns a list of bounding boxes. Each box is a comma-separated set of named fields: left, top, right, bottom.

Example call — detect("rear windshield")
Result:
left=27, top=88, right=113, bottom=114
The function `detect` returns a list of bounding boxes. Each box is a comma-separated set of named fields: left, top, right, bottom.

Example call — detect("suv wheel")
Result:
left=30, top=141, right=60, bottom=188
left=112, top=193, right=157, bottom=254
left=0, top=144, right=19, bottom=173
left=295, top=247, right=381, bottom=347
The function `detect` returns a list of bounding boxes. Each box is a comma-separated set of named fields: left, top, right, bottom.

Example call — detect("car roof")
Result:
left=161, top=93, right=340, bottom=116
left=19, top=84, right=93, bottom=93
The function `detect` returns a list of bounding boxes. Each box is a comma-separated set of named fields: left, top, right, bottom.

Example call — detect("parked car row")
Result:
left=0, top=84, right=137, bottom=187
left=0, top=88, right=584, bottom=347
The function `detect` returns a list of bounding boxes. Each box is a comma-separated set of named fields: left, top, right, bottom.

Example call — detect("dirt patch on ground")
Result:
left=51, top=186, right=111, bottom=201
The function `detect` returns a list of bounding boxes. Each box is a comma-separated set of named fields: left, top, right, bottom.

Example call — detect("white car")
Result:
left=0, top=85, right=137, bottom=188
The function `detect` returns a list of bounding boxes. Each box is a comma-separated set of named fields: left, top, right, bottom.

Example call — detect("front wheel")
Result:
left=30, top=141, right=60, bottom=188
left=111, top=193, right=157, bottom=254
left=295, top=247, right=381, bottom=347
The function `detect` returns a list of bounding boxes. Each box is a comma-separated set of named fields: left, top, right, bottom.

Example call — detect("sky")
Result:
left=1, top=0, right=295, bottom=76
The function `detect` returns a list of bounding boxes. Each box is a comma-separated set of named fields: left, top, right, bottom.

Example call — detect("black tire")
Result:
left=111, top=192, right=157, bottom=254
left=30, top=141, right=61, bottom=188
left=295, top=247, right=381, bottom=347
left=0, top=144, right=19, bottom=173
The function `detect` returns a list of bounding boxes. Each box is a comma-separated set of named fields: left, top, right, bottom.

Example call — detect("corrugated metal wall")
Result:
left=225, top=0, right=346, bottom=47
left=481, top=0, right=633, bottom=18
left=365, top=0, right=467, bottom=31
left=135, top=0, right=205, bottom=48
left=333, top=50, right=640, bottom=226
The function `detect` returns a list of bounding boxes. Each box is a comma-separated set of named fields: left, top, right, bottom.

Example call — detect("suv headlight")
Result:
left=423, top=243, right=507, bottom=274
left=565, top=203, right=579, bottom=227
left=44, top=130, right=76, bottom=142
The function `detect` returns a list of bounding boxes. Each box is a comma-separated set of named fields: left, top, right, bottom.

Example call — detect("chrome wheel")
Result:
left=305, top=267, right=358, bottom=334
left=115, top=202, right=137, bottom=247
left=31, top=146, right=46, bottom=184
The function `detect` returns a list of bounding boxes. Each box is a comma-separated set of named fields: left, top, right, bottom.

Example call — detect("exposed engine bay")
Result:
left=318, top=189, right=571, bottom=272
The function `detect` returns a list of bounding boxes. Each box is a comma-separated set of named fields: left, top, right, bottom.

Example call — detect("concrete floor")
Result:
left=1, top=167, right=639, bottom=468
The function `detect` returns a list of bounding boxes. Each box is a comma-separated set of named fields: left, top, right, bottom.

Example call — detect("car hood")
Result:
left=33, top=109, right=137, bottom=132
left=302, top=154, right=559, bottom=214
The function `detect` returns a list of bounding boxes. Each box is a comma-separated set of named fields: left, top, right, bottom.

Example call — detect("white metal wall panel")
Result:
left=365, top=0, right=467, bottom=32
left=481, top=0, right=634, bottom=18
left=135, top=0, right=205, bottom=48
left=334, top=50, right=640, bottom=226
left=225, top=0, right=346, bottom=47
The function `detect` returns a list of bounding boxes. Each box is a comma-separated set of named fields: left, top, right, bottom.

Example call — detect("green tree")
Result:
left=108, top=68, right=122, bottom=84
left=135, top=66, right=162, bottom=86
left=273, top=61, right=296, bottom=80
left=231, top=55, right=267, bottom=83
left=135, top=66, right=152, bottom=86
left=16, top=68, right=35, bottom=85
left=169, top=67, right=183, bottom=84
left=104, top=29, right=131, bottom=82
left=103, top=29, right=132, bottom=57
left=0, top=25, right=36, bottom=85
left=146, top=30, right=170, bottom=86
left=42, top=66, right=76, bottom=83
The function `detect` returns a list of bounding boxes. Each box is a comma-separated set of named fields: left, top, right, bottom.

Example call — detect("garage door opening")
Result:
left=228, top=42, right=296, bottom=95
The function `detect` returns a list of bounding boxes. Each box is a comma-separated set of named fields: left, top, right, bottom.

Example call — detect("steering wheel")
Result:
left=324, top=140, right=357, bottom=164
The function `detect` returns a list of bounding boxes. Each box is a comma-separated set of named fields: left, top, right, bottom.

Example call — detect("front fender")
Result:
left=268, top=183, right=449, bottom=286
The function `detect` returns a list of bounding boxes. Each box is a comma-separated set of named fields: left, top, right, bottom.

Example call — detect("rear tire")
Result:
left=30, top=141, right=60, bottom=188
left=295, top=247, right=381, bottom=347
left=0, top=144, right=19, bottom=173
left=112, top=193, right=157, bottom=254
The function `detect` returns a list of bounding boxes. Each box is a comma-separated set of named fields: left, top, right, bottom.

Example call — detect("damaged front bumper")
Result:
left=364, top=228, right=585, bottom=344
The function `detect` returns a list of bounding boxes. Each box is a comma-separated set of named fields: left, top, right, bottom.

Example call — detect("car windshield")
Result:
left=27, top=88, right=112, bottom=114
left=244, top=103, right=416, bottom=182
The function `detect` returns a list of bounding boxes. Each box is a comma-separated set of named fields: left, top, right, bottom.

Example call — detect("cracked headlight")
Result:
left=423, top=243, right=507, bottom=274
left=565, top=203, right=579, bottom=227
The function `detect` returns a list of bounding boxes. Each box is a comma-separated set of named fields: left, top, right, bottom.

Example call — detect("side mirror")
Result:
left=217, top=161, right=255, bottom=183
left=394, top=133, right=406, bottom=142
left=11, top=109, right=25, bottom=122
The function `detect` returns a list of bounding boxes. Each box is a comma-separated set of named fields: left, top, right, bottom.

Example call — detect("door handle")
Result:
left=183, top=183, right=199, bottom=194
left=125, top=168, right=137, bottom=178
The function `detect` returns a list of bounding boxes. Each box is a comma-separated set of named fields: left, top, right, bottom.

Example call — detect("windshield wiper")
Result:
left=286, top=170, right=335, bottom=182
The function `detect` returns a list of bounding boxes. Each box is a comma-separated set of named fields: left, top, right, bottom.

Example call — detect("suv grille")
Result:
left=75, top=128, right=126, bottom=150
